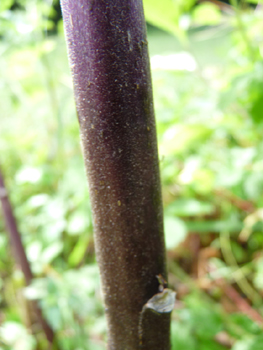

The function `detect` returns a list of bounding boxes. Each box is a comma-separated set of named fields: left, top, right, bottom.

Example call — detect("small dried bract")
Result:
left=144, top=288, right=176, bottom=313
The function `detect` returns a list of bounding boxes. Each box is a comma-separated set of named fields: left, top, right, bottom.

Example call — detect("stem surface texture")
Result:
left=61, top=1, right=170, bottom=349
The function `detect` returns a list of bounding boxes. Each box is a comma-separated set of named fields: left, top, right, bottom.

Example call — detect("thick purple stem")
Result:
left=61, top=1, right=171, bottom=349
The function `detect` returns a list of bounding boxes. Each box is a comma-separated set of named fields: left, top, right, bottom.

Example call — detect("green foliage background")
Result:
left=1, top=0, right=263, bottom=349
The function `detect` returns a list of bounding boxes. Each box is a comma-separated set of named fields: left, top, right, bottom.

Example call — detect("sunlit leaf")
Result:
left=164, top=216, right=187, bottom=249
left=166, top=198, right=215, bottom=217
left=160, top=124, right=212, bottom=155
left=0, top=0, right=14, bottom=12
left=0, top=322, right=36, bottom=350
left=68, top=234, right=90, bottom=267
left=192, top=3, right=222, bottom=26
left=143, top=0, right=195, bottom=40
left=41, top=242, right=63, bottom=264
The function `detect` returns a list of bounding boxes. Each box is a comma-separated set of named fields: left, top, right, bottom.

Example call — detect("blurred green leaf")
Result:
left=231, top=240, right=247, bottom=263
left=67, top=211, right=90, bottom=236
left=26, top=194, right=50, bottom=208
left=229, top=314, right=261, bottom=335
left=166, top=198, right=215, bottom=217
left=161, top=124, right=212, bottom=155
left=24, top=280, right=48, bottom=300
left=164, top=216, right=187, bottom=249
left=185, top=219, right=243, bottom=233
left=232, top=334, right=263, bottom=350
left=253, top=257, right=263, bottom=289
left=0, top=0, right=14, bottom=12
left=184, top=294, right=223, bottom=338
left=244, top=0, right=263, bottom=4
left=0, top=322, right=36, bottom=350
left=45, top=305, right=62, bottom=330
left=41, top=241, right=63, bottom=264
left=171, top=320, right=196, bottom=350
left=15, top=167, right=42, bottom=184
left=192, top=3, right=222, bottom=26
left=143, top=0, right=195, bottom=40
left=198, top=339, right=226, bottom=350
left=249, top=92, right=263, bottom=124
left=244, top=173, right=263, bottom=200
left=68, top=234, right=90, bottom=267
left=143, top=0, right=180, bottom=35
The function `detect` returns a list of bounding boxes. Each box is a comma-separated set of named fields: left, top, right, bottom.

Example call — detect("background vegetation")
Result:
left=1, top=0, right=263, bottom=349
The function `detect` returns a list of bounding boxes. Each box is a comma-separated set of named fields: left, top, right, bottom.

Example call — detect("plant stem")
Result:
left=60, top=1, right=171, bottom=349
left=0, top=167, right=56, bottom=348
